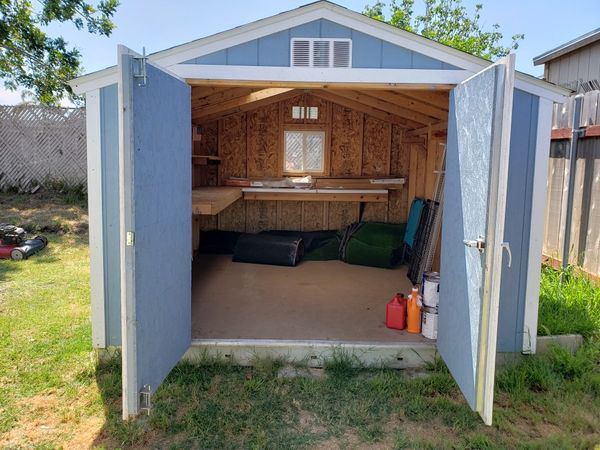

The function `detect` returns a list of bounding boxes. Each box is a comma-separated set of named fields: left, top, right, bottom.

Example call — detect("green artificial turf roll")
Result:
left=304, top=236, right=341, bottom=261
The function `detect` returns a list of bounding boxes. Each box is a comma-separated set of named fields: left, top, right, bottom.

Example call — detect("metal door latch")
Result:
left=501, top=241, right=512, bottom=268
left=463, top=235, right=485, bottom=253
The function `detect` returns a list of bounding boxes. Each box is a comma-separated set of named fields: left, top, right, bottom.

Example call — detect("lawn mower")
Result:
left=0, top=224, right=48, bottom=260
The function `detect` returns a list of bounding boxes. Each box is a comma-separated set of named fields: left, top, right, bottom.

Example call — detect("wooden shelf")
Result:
left=192, top=187, right=242, bottom=215
left=242, top=188, right=388, bottom=203
left=192, top=155, right=221, bottom=166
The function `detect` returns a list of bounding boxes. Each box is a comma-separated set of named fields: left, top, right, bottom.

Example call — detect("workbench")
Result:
left=192, top=187, right=243, bottom=215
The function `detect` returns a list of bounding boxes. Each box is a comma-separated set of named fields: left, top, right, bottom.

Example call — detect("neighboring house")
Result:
left=69, top=1, right=567, bottom=424
left=534, top=29, right=600, bottom=278
left=533, top=27, right=600, bottom=92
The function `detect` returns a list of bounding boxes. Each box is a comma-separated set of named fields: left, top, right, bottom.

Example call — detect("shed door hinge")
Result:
left=126, top=231, right=135, bottom=246
left=133, top=47, right=147, bottom=86
left=139, top=384, right=152, bottom=415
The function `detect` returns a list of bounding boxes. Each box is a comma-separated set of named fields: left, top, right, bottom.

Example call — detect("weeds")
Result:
left=538, top=265, right=600, bottom=339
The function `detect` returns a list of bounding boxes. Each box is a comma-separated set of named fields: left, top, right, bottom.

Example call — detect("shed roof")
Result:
left=70, top=0, right=568, bottom=101
left=533, top=27, right=600, bottom=66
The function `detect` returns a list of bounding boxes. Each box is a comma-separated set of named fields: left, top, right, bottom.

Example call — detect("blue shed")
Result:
left=69, top=1, right=568, bottom=424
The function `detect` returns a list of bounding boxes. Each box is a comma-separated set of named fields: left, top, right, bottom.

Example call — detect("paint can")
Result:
left=421, top=306, right=438, bottom=340
left=422, top=272, right=440, bottom=309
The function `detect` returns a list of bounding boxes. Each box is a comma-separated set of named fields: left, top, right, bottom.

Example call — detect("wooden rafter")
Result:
left=406, top=121, right=448, bottom=137
left=193, top=88, right=299, bottom=122
left=328, top=90, right=435, bottom=126
left=363, top=90, right=448, bottom=121
left=191, top=86, right=230, bottom=100
left=312, top=90, right=414, bottom=128
left=389, top=89, right=450, bottom=111
left=192, top=87, right=257, bottom=111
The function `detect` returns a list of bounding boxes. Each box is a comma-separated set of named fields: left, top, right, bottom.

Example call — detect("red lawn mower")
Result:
left=0, top=224, right=48, bottom=260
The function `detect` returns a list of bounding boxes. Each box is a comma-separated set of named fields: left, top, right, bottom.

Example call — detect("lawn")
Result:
left=1, top=192, right=599, bottom=449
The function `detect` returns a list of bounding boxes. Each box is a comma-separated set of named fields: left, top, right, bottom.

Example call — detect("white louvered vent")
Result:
left=333, top=40, right=351, bottom=68
left=292, top=39, right=310, bottom=67
left=291, top=38, right=352, bottom=68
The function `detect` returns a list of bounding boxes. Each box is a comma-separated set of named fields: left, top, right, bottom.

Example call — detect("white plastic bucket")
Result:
left=422, top=272, right=440, bottom=309
left=421, top=306, right=438, bottom=340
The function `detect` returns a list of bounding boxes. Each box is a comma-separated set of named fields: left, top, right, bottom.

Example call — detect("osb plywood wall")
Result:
left=194, top=93, right=444, bottom=233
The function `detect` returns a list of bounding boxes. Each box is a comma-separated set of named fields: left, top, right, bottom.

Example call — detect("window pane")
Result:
left=285, top=132, right=304, bottom=172
left=292, top=106, right=304, bottom=119
left=304, top=133, right=324, bottom=171
left=306, top=107, right=319, bottom=120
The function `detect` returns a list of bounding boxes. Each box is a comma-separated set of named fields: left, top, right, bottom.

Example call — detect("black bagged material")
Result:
left=260, top=230, right=337, bottom=253
left=233, top=233, right=304, bottom=266
left=199, top=230, right=242, bottom=254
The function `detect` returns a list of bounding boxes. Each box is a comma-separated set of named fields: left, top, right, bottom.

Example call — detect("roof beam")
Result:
left=406, top=121, right=448, bottom=137
left=186, top=78, right=456, bottom=91
left=193, top=88, right=298, bottom=122
left=362, top=90, right=448, bottom=121
left=191, top=86, right=231, bottom=100
left=192, top=87, right=257, bottom=110
left=379, top=89, right=450, bottom=110
left=326, top=90, right=433, bottom=126
left=312, top=90, right=413, bottom=128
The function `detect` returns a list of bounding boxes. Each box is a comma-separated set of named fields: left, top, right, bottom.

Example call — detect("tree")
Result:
left=0, top=0, right=118, bottom=105
left=363, top=0, right=524, bottom=61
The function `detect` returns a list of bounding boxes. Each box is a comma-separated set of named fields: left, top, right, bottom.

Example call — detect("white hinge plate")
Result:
left=139, top=384, right=151, bottom=415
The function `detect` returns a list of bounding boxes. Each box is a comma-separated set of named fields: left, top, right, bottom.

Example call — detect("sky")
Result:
left=1, top=0, right=598, bottom=104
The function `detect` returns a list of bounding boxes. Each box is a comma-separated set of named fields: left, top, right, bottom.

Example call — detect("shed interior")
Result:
left=188, top=83, right=449, bottom=344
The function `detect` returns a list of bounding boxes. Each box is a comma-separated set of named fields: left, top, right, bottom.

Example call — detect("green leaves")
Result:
left=363, top=0, right=524, bottom=61
left=0, top=0, right=118, bottom=105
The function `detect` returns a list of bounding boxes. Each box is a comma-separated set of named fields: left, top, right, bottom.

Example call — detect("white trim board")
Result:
left=85, top=89, right=106, bottom=349
left=522, top=97, right=553, bottom=354
left=69, top=1, right=569, bottom=102
left=174, top=65, right=470, bottom=86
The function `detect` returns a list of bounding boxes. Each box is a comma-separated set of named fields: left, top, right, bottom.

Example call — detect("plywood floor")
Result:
left=192, top=255, right=430, bottom=343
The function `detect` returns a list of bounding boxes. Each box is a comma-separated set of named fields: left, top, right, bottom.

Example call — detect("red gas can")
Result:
left=386, top=293, right=407, bottom=330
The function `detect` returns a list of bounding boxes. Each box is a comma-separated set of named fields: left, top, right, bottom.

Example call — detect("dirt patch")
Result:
left=0, top=390, right=104, bottom=449
left=0, top=192, right=88, bottom=234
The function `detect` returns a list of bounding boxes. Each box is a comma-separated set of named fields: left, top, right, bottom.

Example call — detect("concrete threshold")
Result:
left=185, top=338, right=437, bottom=369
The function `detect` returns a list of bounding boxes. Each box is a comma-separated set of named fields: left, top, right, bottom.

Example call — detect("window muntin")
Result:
left=283, top=130, right=325, bottom=174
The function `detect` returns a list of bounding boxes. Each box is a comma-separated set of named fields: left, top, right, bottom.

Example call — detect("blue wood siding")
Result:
left=99, top=83, right=121, bottom=346
left=185, top=19, right=459, bottom=69
left=496, top=89, right=539, bottom=352
left=122, top=58, right=192, bottom=398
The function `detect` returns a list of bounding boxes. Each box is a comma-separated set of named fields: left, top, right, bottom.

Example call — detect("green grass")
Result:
left=538, top=265, right=600, bottom=339
left=0, top=234, right=103, bottom=446
left=0, top=194, right=599, bottom=448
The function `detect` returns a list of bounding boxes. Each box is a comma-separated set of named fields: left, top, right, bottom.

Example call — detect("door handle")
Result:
left=501, top=242, right=512, bottom=268
left=463, top=235, right=485, bottom=253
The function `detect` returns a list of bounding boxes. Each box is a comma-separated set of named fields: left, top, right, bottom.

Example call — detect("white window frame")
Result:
left=283, top=129, right=326, bottom=175
left=290, top=38, right=353, bottom=68
left=291, top=105, right=319, bottom=120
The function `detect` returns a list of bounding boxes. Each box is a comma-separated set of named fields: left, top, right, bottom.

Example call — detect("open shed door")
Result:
left=438, top=55, right=515, bottom=425
left=118, top=45, right=192, bottom=418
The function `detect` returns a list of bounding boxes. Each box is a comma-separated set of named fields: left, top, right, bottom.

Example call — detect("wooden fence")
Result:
left=0, top=105, right=86, bottom=191
left=543, top=90, right=600, bottom=277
